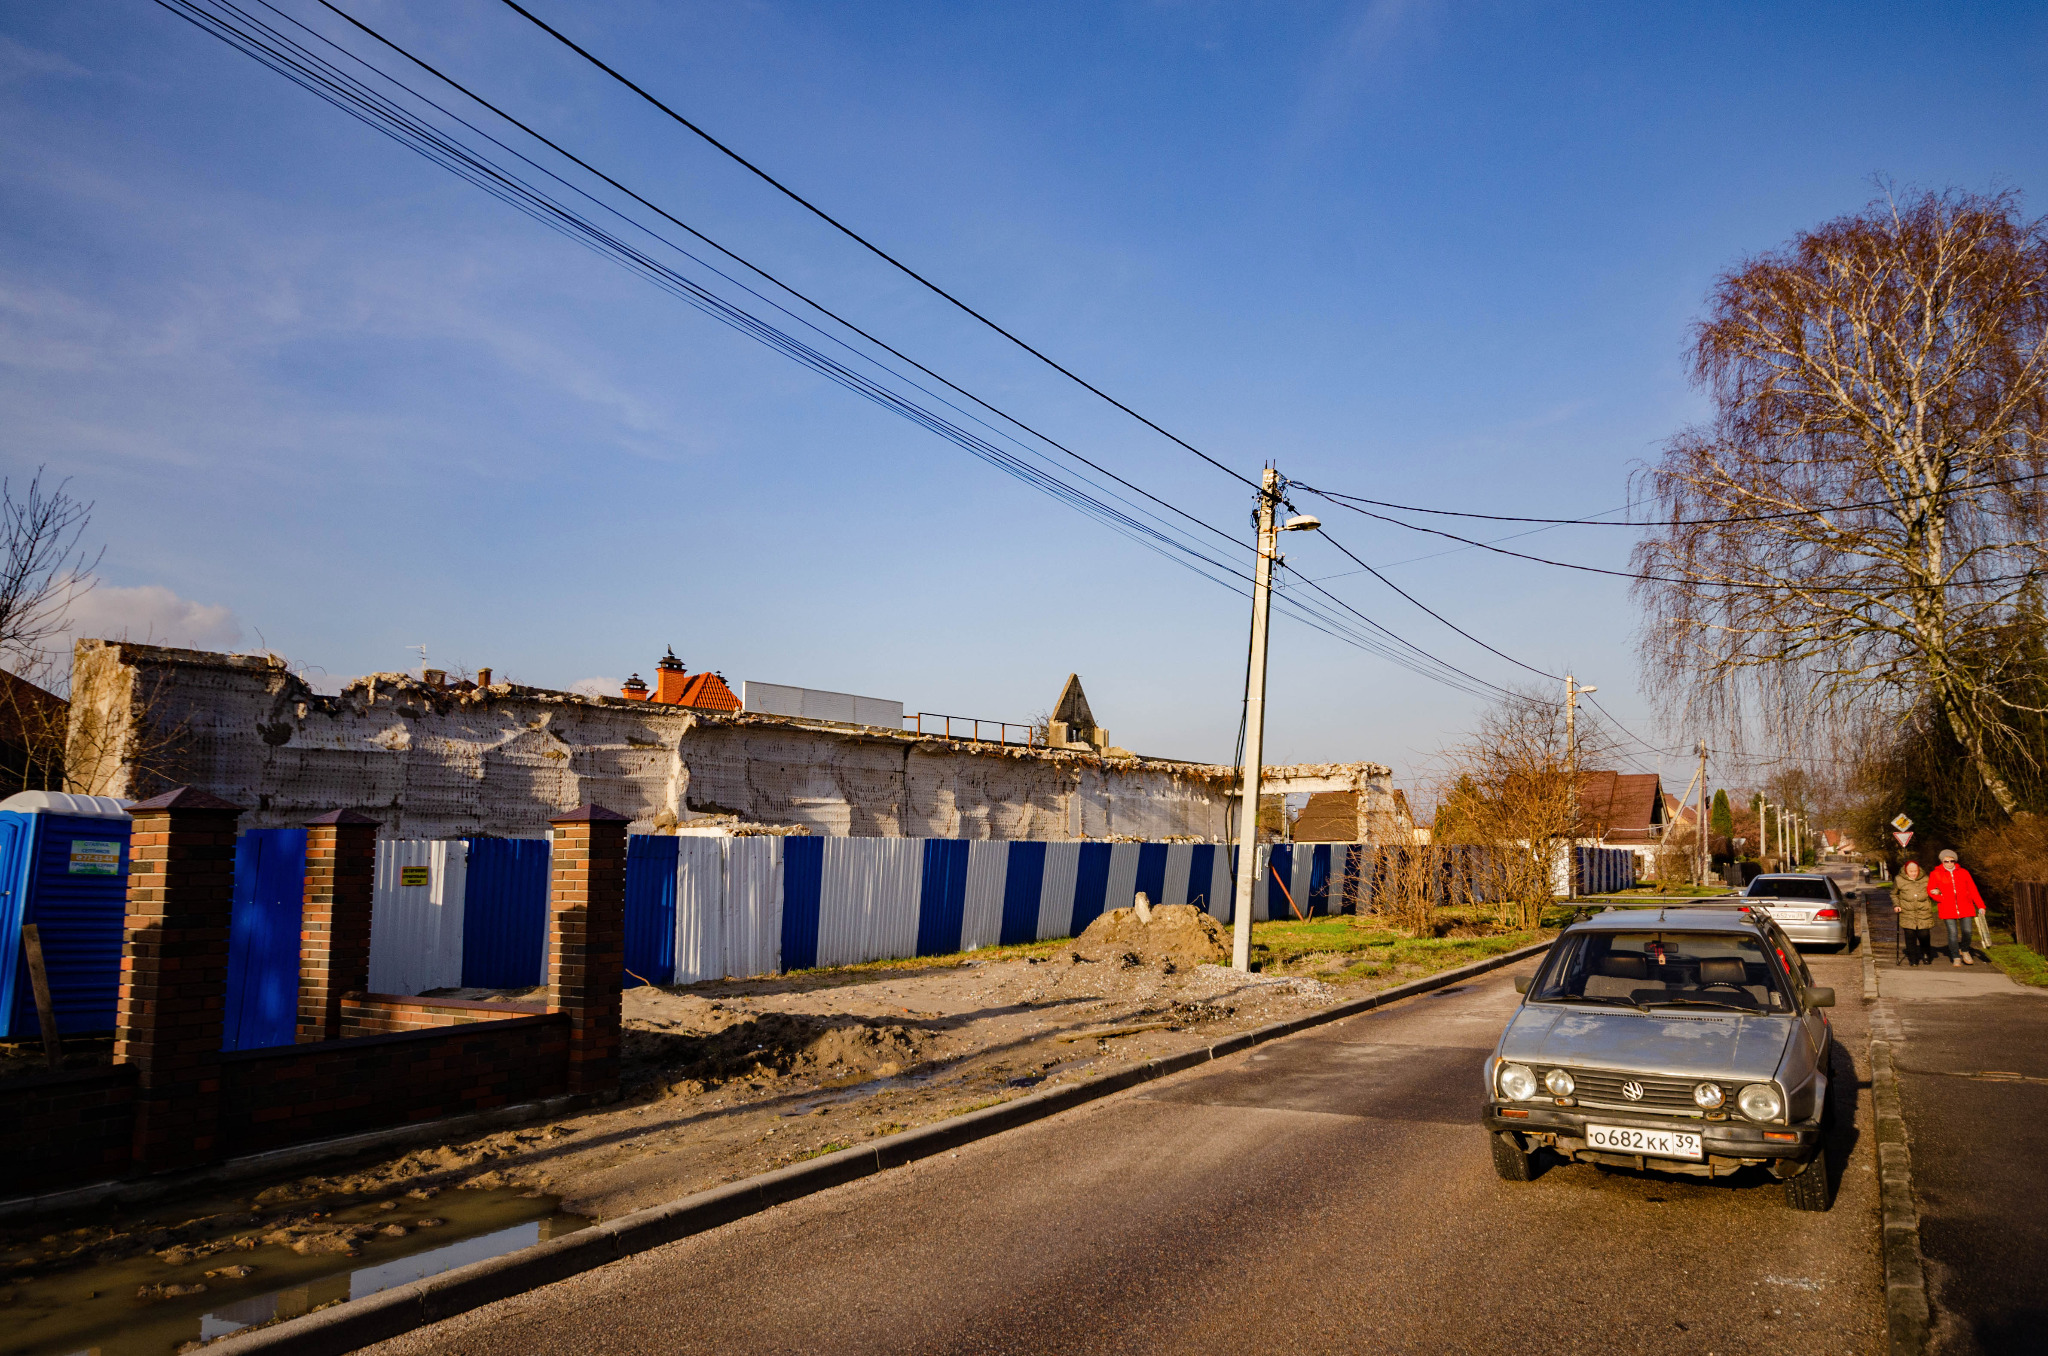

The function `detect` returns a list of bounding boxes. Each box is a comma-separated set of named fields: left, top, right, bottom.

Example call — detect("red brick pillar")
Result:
left=116, top=786, right=242, bottom=1174
left=546, top=804, right=629, bottom=1095
left=297, top=810, right=380, bottom=1043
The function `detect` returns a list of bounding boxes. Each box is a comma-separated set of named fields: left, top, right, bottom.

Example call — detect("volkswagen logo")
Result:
left=1621, top=1081, right=1646, bottom=1101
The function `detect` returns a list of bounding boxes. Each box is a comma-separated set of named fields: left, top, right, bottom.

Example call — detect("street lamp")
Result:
left=1230, top=470, right=1319, bottom=973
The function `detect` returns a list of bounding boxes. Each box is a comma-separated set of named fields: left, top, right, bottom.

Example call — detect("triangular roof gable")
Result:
left=1053, top=674, right=1094, bottom=729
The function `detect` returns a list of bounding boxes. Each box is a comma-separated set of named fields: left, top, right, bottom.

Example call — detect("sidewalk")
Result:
left=1868, top=887, right=2048, bottom=1354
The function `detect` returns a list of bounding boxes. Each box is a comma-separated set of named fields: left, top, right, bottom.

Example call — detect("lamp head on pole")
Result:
left=1280, top=514, right=1321, bottom=532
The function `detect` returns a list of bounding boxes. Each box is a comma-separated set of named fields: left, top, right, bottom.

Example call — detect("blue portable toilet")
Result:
left=0, top=791, right=133, bottom=1038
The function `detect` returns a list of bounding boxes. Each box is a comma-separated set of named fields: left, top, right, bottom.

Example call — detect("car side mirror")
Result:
left=1805, top=987, right=1835, bottom=1008
left=1513, top=976, right=1529, bottom=994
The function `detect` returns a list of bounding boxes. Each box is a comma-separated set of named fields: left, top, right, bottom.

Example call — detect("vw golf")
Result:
left=1482, top=905, right=1838, bottom=1210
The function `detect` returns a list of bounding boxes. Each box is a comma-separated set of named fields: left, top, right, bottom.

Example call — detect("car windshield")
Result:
left=1745, top=878, right=1833, bottom=901
left=1530, top=930, right=1793, bottom=1013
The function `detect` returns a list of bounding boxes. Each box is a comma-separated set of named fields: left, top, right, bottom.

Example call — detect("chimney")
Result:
left=476, top=667, right=492, bottom=688
left=621, top=674, right=649, bottom=700
left=652, top=646, right=688, bottom=705
left=422, top=668, right=447, bottom=688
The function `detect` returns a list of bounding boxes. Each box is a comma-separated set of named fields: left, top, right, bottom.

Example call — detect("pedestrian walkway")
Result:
left=1863, top=879, right=2048, bottom=1355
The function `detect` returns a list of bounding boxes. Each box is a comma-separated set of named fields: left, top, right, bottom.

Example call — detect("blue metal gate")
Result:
left=623, top=834, right=679, bottom=988
left=222, top=828, right=307, bottom=1051
left=462, top=838, right=550, bottom=988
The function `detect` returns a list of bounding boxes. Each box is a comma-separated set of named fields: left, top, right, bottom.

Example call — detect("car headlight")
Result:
left=1544, top=1068, right=1575, bottom=1097
left=1498, top=1063, right=1539, bottom=1101
left=1694, top=1082, right=1725, bottom=1110
left=1737, top=1082, right=1784, bottom=1122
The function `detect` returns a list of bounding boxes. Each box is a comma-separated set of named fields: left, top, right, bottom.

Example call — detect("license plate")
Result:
left=1585, top=1123, right=1703, bottom=1161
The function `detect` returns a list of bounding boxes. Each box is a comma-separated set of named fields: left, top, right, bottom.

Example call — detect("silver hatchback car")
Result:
left=1483, top=906, right=1837, bottom=1210
left=1742, top=873, right=1856, bottom=950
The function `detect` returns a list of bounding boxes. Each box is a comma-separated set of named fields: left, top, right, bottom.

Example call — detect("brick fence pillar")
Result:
left=546, top=803, right=629, bottom=1095
left=297, top=810, right=379, bottom=1044
left=116, top=786, right=242, bottom=1174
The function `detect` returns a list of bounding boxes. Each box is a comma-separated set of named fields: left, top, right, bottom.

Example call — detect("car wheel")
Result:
left=1783, top=1144, right=1833, bottom=1212
left=1491, top=1131, right=1535, bottom=1182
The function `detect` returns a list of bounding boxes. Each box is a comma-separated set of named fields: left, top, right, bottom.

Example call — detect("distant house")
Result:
left=0, top=668, right=64, bottom=792
left=619, top=647, right=741, bottom=713
left=1577, top=771, right=1669, bottom=873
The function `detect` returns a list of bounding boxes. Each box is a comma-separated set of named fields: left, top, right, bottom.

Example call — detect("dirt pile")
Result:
left=1073, top=904, right=1228, bottom=968
left=629, top=1012, right=930, bottom=1094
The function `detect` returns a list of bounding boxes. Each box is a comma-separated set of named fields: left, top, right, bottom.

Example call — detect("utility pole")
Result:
left=1230, top=469, right=1319, bottom=973
left=1695, top=741, right=1709, bottom=887
left=1759, top=797, right=1772, bottom=865
left=1564, top=675, right=1595, bottom=899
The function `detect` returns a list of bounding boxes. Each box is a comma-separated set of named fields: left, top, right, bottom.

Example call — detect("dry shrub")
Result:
left=1962, top=813, right=2048, bottom=906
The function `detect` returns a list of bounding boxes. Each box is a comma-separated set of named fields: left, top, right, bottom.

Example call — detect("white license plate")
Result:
left=1585, top=1123, right=1703, bottom=1161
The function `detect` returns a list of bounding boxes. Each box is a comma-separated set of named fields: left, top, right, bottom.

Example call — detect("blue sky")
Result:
left=1, top=1, right=2043, bottom=793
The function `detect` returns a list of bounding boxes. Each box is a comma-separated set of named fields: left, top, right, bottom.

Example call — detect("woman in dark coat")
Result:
left=1893, top=861, right=1937, bottom=966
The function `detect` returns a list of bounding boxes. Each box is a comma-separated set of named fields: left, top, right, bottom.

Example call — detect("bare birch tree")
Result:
left=1635, top=188, right=2048, bottom=815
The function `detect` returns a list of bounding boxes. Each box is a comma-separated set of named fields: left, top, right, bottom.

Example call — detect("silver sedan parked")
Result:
left=1741, top=873, right=1856, bottom=950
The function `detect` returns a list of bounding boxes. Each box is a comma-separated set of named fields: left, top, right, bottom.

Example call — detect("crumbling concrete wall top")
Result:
left=66, top=641, right=1242, bottom=841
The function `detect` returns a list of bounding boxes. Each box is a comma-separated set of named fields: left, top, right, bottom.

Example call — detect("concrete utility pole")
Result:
left=1695, top=741, right=1709, bottom=887
left=1564, top=675, right=1595, bottom=899
left=1230, top=469, right=1318, bottom=973
left=1758, top=797, right=1772, bottom=865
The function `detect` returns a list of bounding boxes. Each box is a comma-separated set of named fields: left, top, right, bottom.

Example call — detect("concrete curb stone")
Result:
left=1858, top=894, right=1931, bottom=1356
left=197, top=936, right=1555, bottom=1355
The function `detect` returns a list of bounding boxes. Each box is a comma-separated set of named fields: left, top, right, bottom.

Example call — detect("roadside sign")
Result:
left=1894, top=830, right=1914, bottom=847
left=1891, top=814, right=1913, bottom=832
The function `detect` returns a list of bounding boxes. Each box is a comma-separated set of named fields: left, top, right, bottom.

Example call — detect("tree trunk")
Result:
left=1936, top=683, right=2022, bottom=818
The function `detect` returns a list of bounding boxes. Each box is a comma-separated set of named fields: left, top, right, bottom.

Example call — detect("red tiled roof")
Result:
left=676, top=671, right=741, bottom=712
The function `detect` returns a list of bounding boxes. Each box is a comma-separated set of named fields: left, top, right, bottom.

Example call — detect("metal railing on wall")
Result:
left=903, top=712, right=1042, bottom=746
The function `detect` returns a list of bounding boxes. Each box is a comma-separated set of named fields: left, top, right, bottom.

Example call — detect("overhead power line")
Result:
left=491, top=0, right=1261, bottom=492
left=1298, top=466, right=2048, bottom=529
left=157, top=0, right=1527, bottom=704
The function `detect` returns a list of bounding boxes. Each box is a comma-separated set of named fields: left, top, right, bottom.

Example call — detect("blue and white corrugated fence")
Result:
left=1569, top=844, right=1638, bottom=896
left=360, top=837, right=1509, bottom=993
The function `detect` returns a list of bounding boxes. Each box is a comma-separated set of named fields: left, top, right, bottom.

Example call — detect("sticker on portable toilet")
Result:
left=69, top=840, right=122, bottom=875
left=399, top=865, right=431, bottom=888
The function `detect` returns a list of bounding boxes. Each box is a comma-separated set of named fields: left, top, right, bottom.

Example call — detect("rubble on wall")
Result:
left=64, top=641, right=1241, bottom=841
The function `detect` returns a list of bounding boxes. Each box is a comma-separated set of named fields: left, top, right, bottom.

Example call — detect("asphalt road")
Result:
left=372, top=952, right=1885, bottom=1356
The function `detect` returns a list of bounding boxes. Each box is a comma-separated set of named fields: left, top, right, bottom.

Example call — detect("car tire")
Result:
left=1783, top=1144, right=1833, bottom=1211
left=1491, top=1131, right=1535, bottom=1182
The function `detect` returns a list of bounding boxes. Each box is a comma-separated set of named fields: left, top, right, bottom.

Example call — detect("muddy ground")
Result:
left=1, top=921, right=1542, bottom=1292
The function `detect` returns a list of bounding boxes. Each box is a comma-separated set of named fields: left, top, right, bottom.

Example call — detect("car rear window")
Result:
left=1745, top=878, right=1833, bottom=900
left=1531, top=930, right=1793, bottom=1012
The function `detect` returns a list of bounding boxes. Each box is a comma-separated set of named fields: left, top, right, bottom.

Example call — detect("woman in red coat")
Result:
left=1928, top=848, right=1986, bottom=967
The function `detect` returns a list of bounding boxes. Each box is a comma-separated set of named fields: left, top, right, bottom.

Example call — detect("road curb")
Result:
left=198, top=936, right=1554, bottom=1354
left=1859, top=896, right=1931, bottom=1356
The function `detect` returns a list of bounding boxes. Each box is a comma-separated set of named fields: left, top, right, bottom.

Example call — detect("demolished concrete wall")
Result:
left=66, top=641, right=1243, bottom=841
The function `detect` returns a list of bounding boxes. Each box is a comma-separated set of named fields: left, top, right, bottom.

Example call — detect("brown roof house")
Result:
left=1578, top=771, right=1669, bottom=874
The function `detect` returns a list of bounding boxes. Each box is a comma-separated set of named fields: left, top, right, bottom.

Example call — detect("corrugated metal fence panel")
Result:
left=998, top=841, right=1045, bottom=947
left=1036, top=843, right=1082, bottom=941
left=1293, top=843, right=1317, bottom=917
left=223, top=828, right=305, bottom=1051
left=817, top=837, right=919, bottom=968
left=724, top=837, right=784, bottom=978
left=781, top=836, right=823, bottom=971
left=960, top=842, right=1009, bottom=951
left=1254, top=846, right=1275, bottom=921
left=1103, top=843, right=1142, bottom=923
left=10, top=813, right=133, bottom=1037
left=1161, top=844, right=1193, bottom=912
left=461, top=838, right=549, bottom=989
left=672, top=836, right=727, bottom=984
left=624, top=835, right=680, bottom=987
left=1071, top=843, right=1114, bottom=935
left=1134, top=843, right=1168, bottom=909
left=916, top=839, right=971, bottom=956
left=369, top=840, right=467, bottom=997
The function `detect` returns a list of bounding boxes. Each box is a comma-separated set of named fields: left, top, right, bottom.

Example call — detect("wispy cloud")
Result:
left=1282, top=0, right=1441, bottom=159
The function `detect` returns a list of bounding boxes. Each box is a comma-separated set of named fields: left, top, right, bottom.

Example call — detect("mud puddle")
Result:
left=1, top=1189, right=588, bottom=1356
